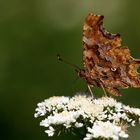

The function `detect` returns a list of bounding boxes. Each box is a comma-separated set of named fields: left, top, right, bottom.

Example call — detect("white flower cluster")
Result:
left=34, top=94, right=140, bottom=140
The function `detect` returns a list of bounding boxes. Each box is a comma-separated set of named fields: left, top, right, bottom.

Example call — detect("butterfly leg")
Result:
left=100, top=83, right=108, bottom=97
left=87, top=85, right=94, bottom=98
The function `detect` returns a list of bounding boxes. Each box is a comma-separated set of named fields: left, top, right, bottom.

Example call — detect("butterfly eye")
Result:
left=111, top=68, right=117, bottom=71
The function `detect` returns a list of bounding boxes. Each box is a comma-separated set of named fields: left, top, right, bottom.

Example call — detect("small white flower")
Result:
left=83, top=133, right=94, bottom=140
left=124, top=105, right=140, bottom=116
left=96, top=112, right=107, bottom=121
left=45, top=126, right=55, bottom=136
left=68, top=95, right=93, bottom=110
left=94, top=97, right=117, bottom=107
left=85, top=121, right=128, bottom=140
left=75, top=122, right=83, bottom=128
left=40, top=110, right=80, bottom=128
left=119, top=131, right=129, bottom=138
left=131, top=120, right=136, bottom=126
left=44, top=96, right=70, bottom=112
left=69, top=95, right=104, bottom=119
left=34, top=102, right=46, bottom=118
left=34, top=93, right=140, bottom=139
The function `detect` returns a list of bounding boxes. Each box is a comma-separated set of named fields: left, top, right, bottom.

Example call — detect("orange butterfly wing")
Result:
left=79, top=13, right=140, bottom=96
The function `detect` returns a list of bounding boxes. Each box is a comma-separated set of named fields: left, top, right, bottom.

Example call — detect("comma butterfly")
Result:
left=78, top=13, right=140, bottom=96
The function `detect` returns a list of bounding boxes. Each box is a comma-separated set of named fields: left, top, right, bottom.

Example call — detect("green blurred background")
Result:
left=0, top=0, right=140, bottom=139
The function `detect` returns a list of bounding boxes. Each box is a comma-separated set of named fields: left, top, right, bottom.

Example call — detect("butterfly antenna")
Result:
left=57, top=54, right=80, bottom=70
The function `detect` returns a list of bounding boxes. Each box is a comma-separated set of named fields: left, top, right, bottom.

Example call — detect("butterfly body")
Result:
left=79, top=13, right=140, bottom=96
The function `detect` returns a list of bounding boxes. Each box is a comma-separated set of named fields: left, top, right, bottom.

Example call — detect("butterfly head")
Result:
left=75, top=69, right=85, bottom=78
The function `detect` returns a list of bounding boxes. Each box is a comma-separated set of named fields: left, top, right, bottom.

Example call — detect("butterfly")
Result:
left=77, top=13, right=140, bottom=96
